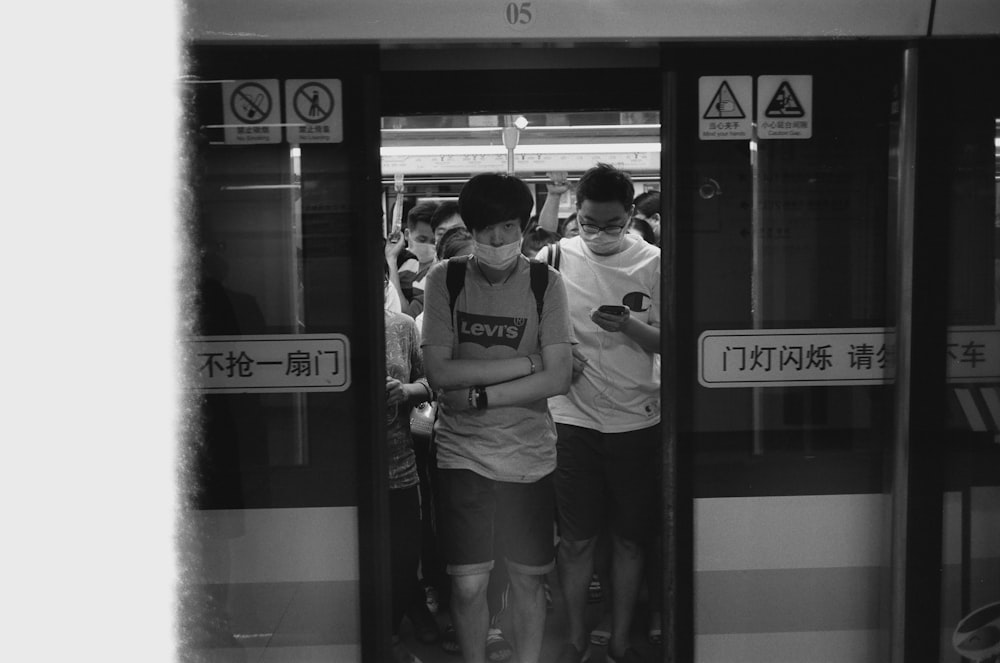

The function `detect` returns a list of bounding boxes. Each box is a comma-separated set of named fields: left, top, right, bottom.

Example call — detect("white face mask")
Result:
left=474, top=239, right=521, bottom=270
left=408, top=241, right=436, bottom=263
left=580, top=229, right=626, bottom=255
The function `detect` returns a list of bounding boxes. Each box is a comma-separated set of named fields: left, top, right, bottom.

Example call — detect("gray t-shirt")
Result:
left=422, top=256, right=574, bottom=482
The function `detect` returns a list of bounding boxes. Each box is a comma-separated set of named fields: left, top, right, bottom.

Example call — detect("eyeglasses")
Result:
left=579, top=224, right=625, bottom=236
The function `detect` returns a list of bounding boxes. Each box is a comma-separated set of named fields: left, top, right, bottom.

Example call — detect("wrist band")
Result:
left=421, top=381, right=433, bottom=402
left=475, top=386, right=488, bottom=410
left=527, top=355, right=536, bottom=375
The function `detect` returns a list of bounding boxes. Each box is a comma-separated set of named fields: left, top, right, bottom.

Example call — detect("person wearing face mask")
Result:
left=421, top=172, right=575, bottom=663
left=534, top=163, right=661, bottom=663
left=387, top=200, right=440, bottom=320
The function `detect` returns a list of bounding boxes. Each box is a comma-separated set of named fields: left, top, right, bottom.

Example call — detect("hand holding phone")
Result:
left=593, top=304, right=629, bottom=333
left=598, top=304, right=628, bottom=316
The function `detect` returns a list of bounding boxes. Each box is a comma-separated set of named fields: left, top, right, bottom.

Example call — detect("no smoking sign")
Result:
left=222, top=79, right=282, bottom=144
left=285, top=79, right=343, bottom=143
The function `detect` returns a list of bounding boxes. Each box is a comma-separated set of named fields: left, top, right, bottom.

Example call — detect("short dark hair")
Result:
left=633, top=190, right=660, bottom=218
left=458, top=173, right=534, bottom=232
left=406, top=200, right=439, bottom=231
left=436, top=226, right=474, bottom=260
left=576, top=162, right=635, bottom=210
left=627, top=216, right=656, bottom=244
left=430, top=200, right=462, bottom=230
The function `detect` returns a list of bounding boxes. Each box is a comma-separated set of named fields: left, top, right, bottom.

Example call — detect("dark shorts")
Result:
left=437, top=468, right=555, bottom=577
left=555, top=423, right=660, bottom=545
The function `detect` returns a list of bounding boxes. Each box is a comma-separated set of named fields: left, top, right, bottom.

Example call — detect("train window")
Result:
left=680, top=56, right=895, bottom=497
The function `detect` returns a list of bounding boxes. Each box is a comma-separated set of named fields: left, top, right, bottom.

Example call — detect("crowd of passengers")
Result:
left=383, top=165, right=662, bottom=663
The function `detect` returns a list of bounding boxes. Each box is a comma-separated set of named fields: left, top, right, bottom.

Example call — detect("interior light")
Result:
left=380, top=143, right=660, bottom=157
left=516, top=142, right=661, bottom=154
left=381, top=145, right=508, bottom=157
left=514, top=115, right=529, bottom=130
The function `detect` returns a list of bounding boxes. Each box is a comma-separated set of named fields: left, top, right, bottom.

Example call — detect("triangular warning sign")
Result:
left=764, top=81, right=805, bottom=117
left=703, top=81, right=746, bottom=119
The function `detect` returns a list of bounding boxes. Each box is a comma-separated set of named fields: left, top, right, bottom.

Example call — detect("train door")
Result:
left=670, top=43, right=905, bottom=662
left=377, top=50, right=668, bottom=663
left=379, top=42, right=907, bottom=663
left=917, top=41, right=1000, bottom=663
left=671, top=39, right=999, bottom=662
left=180, top=45, right=389, bottom=662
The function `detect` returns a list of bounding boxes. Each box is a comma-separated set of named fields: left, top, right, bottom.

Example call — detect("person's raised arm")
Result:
left=537, top=171, right=568, bottom=233
left=384, top=233, right=406, bottom=305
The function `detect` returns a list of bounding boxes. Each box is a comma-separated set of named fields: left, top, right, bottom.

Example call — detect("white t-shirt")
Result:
left=536, top=234, right=660, bottom=433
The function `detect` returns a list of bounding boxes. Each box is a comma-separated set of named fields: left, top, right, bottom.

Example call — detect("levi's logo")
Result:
left=457, top=312, right=527, bottom=349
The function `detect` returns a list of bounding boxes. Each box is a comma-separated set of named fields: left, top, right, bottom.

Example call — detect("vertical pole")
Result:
left=502, top=119, right=519, bottom=175
left=889, top=45, right=919, bottom=663
left=661, top=65, right=687, bottom=663
left=750, top=133, right=765, bottom=456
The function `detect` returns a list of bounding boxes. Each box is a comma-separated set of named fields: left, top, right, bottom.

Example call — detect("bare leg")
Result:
left=451, top=572, right=490, bottom=663
left=557, top=536, right=596, bottom=651
left=506, top=566, right=547, bottom=663
left=609, top=534, right=644, bottom=659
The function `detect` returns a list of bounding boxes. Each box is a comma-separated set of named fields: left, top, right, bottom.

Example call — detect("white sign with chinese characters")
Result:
left=756, top=75, right=812, bottom=140
left=698, top=326, right=1000, bottom=388
left=190, top=334, right=351, bottom=393
left=699, top=76, right=752, bottom=140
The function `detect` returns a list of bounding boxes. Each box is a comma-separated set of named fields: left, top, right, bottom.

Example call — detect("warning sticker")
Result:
left=284, top=79, right=343, bottom=144
left=699, top=76, right=752, bottom=140
left=190, top=334, right=351, bottom=393
left=698, top=326, right=1000, bottom=387
left=221, top=79, right=282, bottom=145
left=756, top=75, right=812, bottom=139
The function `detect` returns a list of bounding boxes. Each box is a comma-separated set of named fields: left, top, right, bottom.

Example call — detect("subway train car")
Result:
left=180, top=1, right=1000, bottom=661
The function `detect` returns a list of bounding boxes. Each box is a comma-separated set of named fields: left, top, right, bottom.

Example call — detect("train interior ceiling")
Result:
left=380, top=110, right=662, bottom=214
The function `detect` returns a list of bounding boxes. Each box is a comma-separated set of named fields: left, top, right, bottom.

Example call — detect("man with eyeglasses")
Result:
left=535, top=163, right=661, bottom=663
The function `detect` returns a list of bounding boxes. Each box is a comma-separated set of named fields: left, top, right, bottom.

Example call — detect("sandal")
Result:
left=589, top=627, right=610, bottom=647
left=590, top=612, right=611, bottom=646
left=486, top=627, right=513, bottom=662
left=424, top=584, right=440, bottom=615
left=440, top=624, right=460, bottom=655
left=587, top=574, right=603, bottom=603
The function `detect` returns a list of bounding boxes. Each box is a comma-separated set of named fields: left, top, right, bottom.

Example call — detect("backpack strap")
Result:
left=450, top=255, right=546, bottom=322
left=446, top=256, right=470, bottom=315
left=529, top=261, right=548, bottom=322
left=545, top=242, right=561, bottom=271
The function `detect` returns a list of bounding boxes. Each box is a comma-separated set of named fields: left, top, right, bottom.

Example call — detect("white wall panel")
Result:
left=694, top=494, right=888, bottom=571
left=186, top=507, right=359, bottom=583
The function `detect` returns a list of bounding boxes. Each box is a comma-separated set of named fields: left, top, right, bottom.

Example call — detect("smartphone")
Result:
left=598, top=305, right=628, bottom=316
